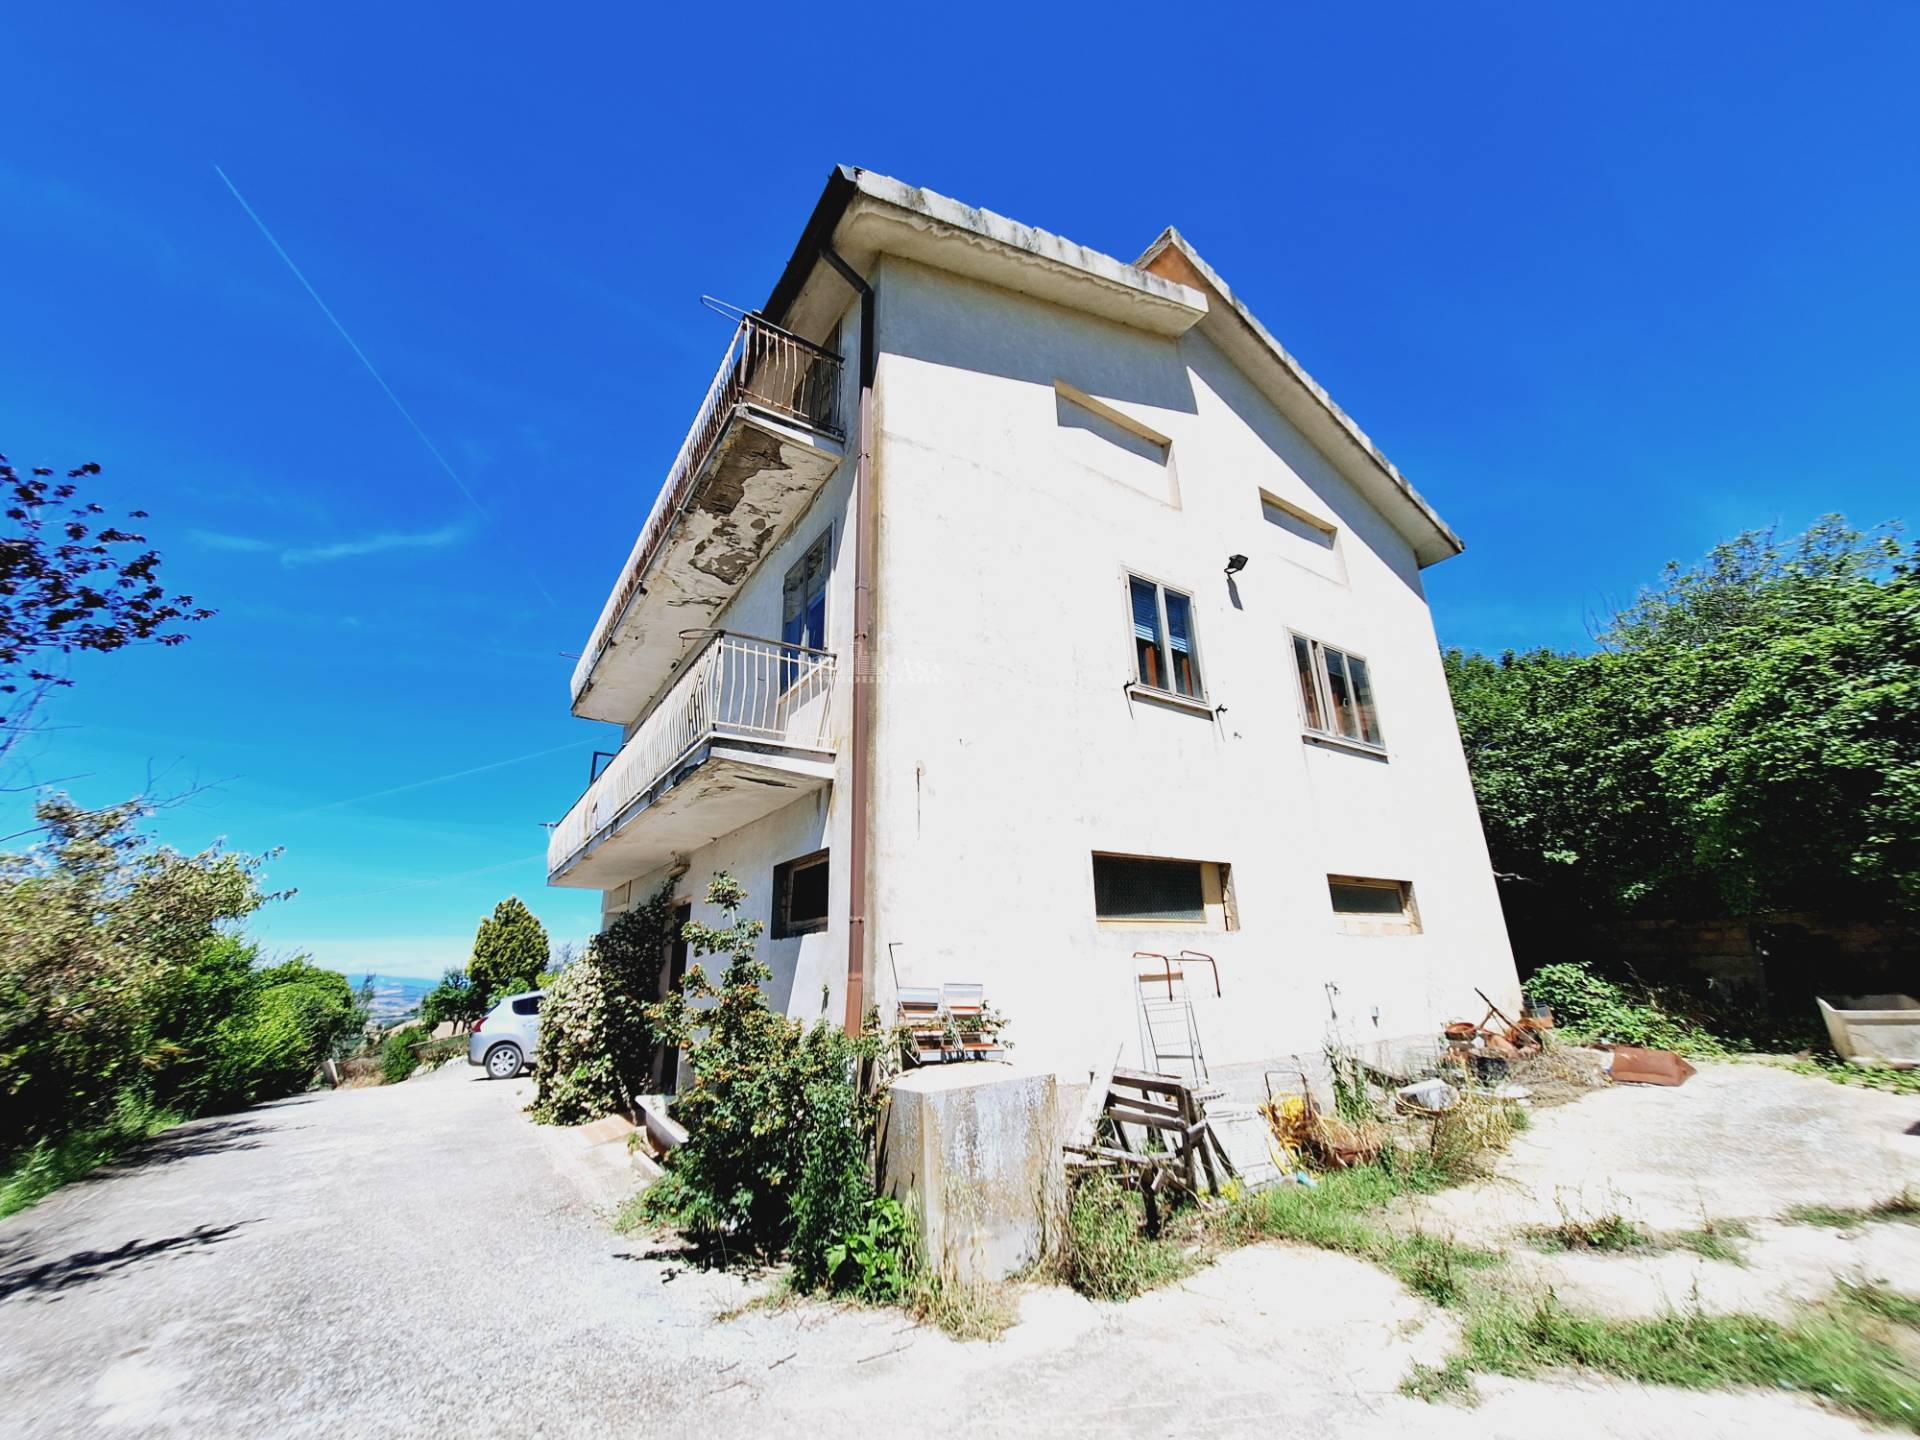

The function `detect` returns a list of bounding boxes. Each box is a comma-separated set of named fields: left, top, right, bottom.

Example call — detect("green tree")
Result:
left=1446, top=517, right=1920, bottom=918
left=0, top=796, right=272, bottom=1156
left=421, top=967, right=484, bottom=1032
left=466, top=896, right=549, bottom=1008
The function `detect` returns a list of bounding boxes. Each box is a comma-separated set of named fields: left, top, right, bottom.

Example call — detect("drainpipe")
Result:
left=821, top=246, right=875, bottom=1035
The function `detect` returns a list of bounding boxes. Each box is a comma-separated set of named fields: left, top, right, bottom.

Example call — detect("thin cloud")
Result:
left=191, top=529, right=278, bottom=554
left=283, top=521, right=470, bottom=565
left=190, top=519, right=474, bottom=566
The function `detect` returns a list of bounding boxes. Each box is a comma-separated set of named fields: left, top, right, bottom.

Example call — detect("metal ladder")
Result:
left=1133, top=952, right=1217, bottom=1083
left=1131, top=952, right=1281, bottom=1189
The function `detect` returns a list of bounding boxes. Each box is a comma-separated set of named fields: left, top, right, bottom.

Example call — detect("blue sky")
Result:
left=4, top=3, right=1915, bottom=978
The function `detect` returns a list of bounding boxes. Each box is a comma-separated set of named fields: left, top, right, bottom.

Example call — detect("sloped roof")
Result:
left=1135, top=228, right=1463, bottom=566
left=767, top=168, right=1464, bottom=567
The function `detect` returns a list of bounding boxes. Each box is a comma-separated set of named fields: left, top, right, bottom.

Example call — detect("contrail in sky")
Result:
left=214, top=164, right=556, bottom=607
left=265, top=738, right=595, bottom=825
left=314, top=850, right=550, bottom=903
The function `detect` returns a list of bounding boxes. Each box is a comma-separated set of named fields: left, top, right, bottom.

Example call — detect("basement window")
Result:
left=772, top=849, right=829, bottom=938
left=1292, top=633, right=1384, bottom=750
left=1328, top=875, right=1419, bottom=935
left=1092, top=854, right=1236, bottom=930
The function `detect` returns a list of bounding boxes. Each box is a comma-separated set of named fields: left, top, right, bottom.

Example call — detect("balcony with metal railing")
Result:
left=549, top=630, right=838, bottom=888
left=570, top=313, right=846, bottom=725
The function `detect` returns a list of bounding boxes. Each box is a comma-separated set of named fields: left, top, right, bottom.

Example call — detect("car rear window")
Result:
left=511, top=996, right=540, bottom=1016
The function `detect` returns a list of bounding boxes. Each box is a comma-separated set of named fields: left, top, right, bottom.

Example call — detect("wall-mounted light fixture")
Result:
left=1224, top=554, right=1249, bottom=576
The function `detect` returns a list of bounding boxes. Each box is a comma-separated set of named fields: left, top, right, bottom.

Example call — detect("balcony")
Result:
left=549, top=631, right=838, bottom=888
left=571, top=314, right=846, bottom=723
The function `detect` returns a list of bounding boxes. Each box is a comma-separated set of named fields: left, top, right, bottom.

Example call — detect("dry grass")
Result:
left=1505, top=1042, right=1610, bottom=1107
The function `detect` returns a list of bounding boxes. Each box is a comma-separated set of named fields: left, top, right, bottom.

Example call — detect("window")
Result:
left=1291, top=634, right=1383, bottom=748
left=772, top=849, right=830, bottom=938
left=782, top=530, right=829, bottom=686
left=1092, top=854, right=1236, bottom=929
left=511, top=995, right=541, bottom=1016
left=1128, top=575, right=1204, bottom=700
left=1328, top=875, right=1419, bottom=934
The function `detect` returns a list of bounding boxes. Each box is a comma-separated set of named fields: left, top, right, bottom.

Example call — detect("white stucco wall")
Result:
left=863, top=256, right=1519, bottom=1080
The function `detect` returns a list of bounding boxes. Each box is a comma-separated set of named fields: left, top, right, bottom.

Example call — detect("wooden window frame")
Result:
left=1327, top=874, right=1420, bottom=936
left=1291, top=630, right=1385, bottom=752
left=772, top=849, right=830, bottom=939
left=1091, top=852, right=1237, bottom=931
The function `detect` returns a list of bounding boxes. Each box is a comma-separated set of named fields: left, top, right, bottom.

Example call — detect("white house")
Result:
left=549, top=168, right=1521, bottom=1089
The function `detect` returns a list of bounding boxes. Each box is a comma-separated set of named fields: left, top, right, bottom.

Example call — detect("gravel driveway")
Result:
left=0, top=1060, right=1900, bottom=1439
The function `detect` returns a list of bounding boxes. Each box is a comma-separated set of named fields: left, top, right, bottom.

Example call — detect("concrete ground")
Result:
left=1394, top=1060, right=1920, bottom=1319
left=0, top=1057, right=1912, bottom=1439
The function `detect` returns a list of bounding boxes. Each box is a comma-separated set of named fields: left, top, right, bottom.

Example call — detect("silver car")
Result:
left=468, top=989, right=543, bottom=1079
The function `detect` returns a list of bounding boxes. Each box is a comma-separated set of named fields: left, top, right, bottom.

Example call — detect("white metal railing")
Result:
left=549, top=631, right=837, bottom=875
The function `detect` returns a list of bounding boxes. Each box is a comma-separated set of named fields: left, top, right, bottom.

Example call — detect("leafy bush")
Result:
left=641, top=874, right=884, bottom=1273
left=0, top=796, right=272, bottom=1159
left=380, top=1026, right=426, bottom=1085
left=824, top=1195, right=915, bottom=1302
left=1525, top=961, right=1726, bottom=1055
left=1447, top=519, right=1920, bottom=918
left=531, top=886, right=676, bottom=1126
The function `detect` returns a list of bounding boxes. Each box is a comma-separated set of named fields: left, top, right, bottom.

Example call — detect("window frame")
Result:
left=1091, top=852, right=1237, bottom=931
left=1290, top=630, right=1385, bottom=752
left=780, top=528, right=832, bottom=690
left=1123, top=570, right=1207, bottom=704
left=771, top=848, right=830, bottom=939
left=1327, top=874, right=1420, bottom=935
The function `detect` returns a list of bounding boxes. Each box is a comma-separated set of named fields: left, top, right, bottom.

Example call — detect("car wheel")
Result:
left=485, top=1043, right=524, bottom=1080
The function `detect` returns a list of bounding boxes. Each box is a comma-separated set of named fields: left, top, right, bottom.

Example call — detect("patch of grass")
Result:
left=1786, top=1189, right=1920, bottom=1230
left=1840, top=1281, right=1920, bottom=1329
left=1450, top=1292, right=1920, bottom=1432
left=902, top=1267, right=1019, bottom=1340
left=0, top=1095, right=182, bottom=1218
left=1770, top=1055, right=1920, bottom=1096
left=1671, top=1218, right=1751, bottom=1264
left=613, top=1190, right=652, bottom=1235
left=1525, top=1212, right=1649, bottom=1253
left=1213, top=1164, right=1501, bottom=1307
left=1059, top=1174, right=1204, bottom=1301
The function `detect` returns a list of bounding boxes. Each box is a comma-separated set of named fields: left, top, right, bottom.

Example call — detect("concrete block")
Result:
left=574, top=1115, right=637, bottom=1147
left=881, top=1062, right=1061, bottom=1284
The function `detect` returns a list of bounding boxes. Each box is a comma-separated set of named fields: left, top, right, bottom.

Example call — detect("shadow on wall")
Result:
left=878, top=257, right=1200, bottom=419
left=0, top=1221, right=254, bottom=1303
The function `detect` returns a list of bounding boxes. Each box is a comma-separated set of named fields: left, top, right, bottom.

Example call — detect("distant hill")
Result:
left=352, top=974, right=437, bottom=1025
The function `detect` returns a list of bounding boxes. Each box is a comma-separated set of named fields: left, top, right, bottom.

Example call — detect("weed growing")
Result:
left=0, top=1093, right=180, bottom=1218
left=1785, top=1190, right=1920, bottom=1230
left=1440, top=1291, right=1920, bottom=1432
left=1059, top=1174, right=1204, bottom=1301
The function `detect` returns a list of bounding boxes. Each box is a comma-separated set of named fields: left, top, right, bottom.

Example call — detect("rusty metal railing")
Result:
left=549, top=630, right=837, bottom=876
left=571, top=316, right=845, bottom=704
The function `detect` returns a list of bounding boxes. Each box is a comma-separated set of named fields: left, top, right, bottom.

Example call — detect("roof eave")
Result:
left=1136, top=228, right=1465, bottom=568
